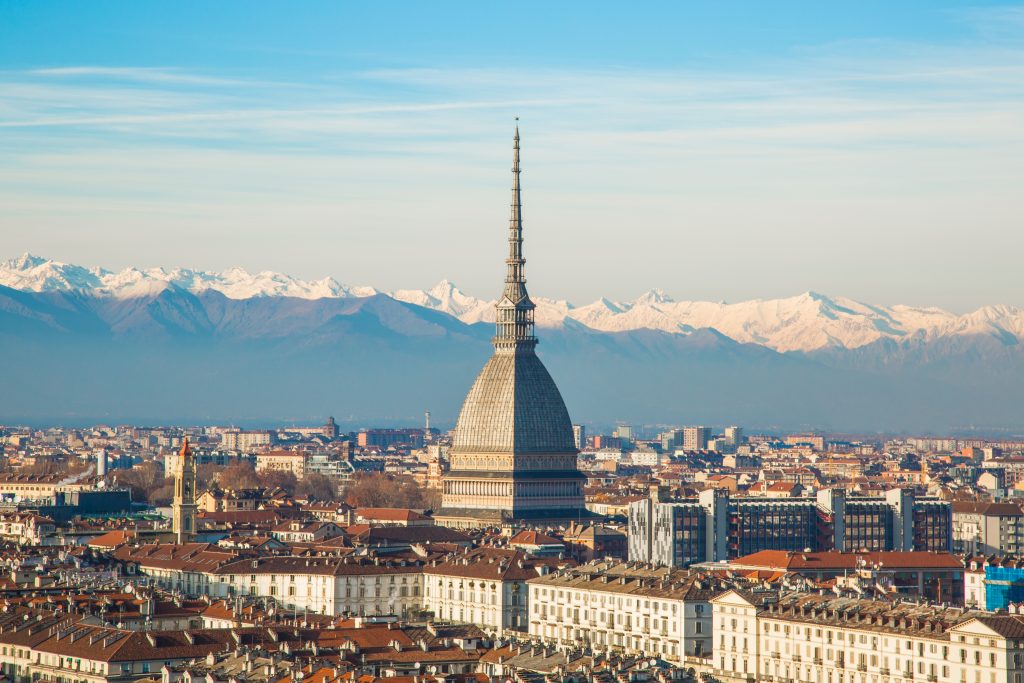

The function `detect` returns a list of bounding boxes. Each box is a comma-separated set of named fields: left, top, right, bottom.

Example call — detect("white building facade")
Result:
left=712, top=590, right=1024, bottom=683
left=527, top=561, right=714, bottom=662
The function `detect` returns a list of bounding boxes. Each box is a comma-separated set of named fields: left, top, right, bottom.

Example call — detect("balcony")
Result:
left=857, top=664, right=867, bottom=672
left=902, top=671, right=913, bottom=679
left=927, top=676, right=937, bottom=682
left=881, top=668, right=891, bottom=676
left=814, top=658, right=823, bottom=665
left=792, top=654, right=802, bottom=663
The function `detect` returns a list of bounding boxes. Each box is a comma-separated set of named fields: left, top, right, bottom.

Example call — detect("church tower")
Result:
left=172, top=438, right=198, bottom=543
left=435, top=126, right=589, bottom=529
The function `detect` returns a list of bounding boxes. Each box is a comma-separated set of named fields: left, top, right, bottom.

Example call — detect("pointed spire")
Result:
left=494, top=122, right=536, bottom=351
left=506, top=121, right=525, bottom=295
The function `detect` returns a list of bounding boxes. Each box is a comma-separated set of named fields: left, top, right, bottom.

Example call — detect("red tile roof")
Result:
left=731, top=550, right=963, bottom=571
left=356, top=508, right=430, bottom=522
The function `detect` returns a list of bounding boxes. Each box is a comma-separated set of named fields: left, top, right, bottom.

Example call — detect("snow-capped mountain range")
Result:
left=4, top=253, right=1023, bottom=354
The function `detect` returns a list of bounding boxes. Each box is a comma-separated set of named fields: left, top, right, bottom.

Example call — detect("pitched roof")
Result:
left=731, top=550, right=964, bottom=571
left=968, top=615, right=1024, bottom=639
left=356, top=508, right=430, bottom=522
left=951, top=502, right=1023, bottom=516
left=423, top=548, right=550, bottom=581
left=86, top=530, right=137, bottom=548
left=508, top=530, right=564, bottom=547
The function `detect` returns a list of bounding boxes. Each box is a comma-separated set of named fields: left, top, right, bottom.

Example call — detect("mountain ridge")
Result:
left=4, top=253, right=1022, bottom=354
left=0, top=277, right=1021, bottom=431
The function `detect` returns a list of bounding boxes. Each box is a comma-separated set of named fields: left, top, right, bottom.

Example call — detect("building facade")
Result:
left=254, top=450, right=307, bottom=478
left=711, top=590, right=1024, bottom=683
left=527, top=561, right=714, bottom=662
left=629, top=486, right=952, bottom=566
left=683, top=427, right=712, bottom=451
left=221, top=430, right=273, bottom=450
left=952, top=502, right=1024, bottom=556
left=114, top=544, right=423, bottom=617
left=422, top=548, right=539, bottom=634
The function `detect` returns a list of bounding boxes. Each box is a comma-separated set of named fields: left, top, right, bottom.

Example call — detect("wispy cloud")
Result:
left=31, top=66, right=254, bottom=87
left=1, top=33, right=1023, bottom=309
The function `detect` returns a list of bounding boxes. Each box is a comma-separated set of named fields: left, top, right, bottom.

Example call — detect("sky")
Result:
left=1, top=1, right=1023, bottom=312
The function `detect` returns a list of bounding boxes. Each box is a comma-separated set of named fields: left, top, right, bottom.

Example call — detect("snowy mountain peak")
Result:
left=635, top=288, right=675, bottom=306
left=0, top=255, right=367, bottom=302
left=3, top=253, right=50, bottom=270
left=2, top=255, right=1022, bottom=354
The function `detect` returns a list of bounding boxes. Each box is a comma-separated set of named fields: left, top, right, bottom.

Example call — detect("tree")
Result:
left=148, top=479, right=176, bottom=506
left=260, top=469, right=297, bottom=494
left=217, top=462, right=260, bottom=490
left=342, top=472, right=437, bottom=510
left=296, top=473, right=338, bottom=501
left=196, top=463, right=219, bottom=490
left=111, top=460, right=166, bottom=504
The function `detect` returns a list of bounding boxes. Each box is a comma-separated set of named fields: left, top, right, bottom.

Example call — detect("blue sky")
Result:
left=2, top=1, right=1023, bottom=310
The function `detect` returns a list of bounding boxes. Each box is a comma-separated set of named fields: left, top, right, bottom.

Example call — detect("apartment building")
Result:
left=254, top=450, right=307, bottom=478
left=952, top=502, right=1024, bottom=556
left=113, top=544, right=423, bottom=617
left=357, top=429, right=425, bottom=449
left=723, top=549, right=965, bottom=604
left=196, top=487, right=268, bottom=513
left=0, top=605, right=346, bottom=683
left=422, top=548, right=542, bottom=634
left=0, top=474, right=64, bottom=501
left=220, top=430, right=273, bottom=451
left=711, top=590, right=1024, bottom=683
left=527, top=561, right=715, bottom=662
left=0, top=512, right=56, bottom=545
left=683, top=427, right=712, bottom=451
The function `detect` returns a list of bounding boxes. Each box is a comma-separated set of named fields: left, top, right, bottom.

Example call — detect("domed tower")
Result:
left=436, top=126, right=588, bottom=529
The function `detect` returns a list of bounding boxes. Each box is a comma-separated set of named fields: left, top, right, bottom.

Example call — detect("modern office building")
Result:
left=628, top=486, right=952, bottom=566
